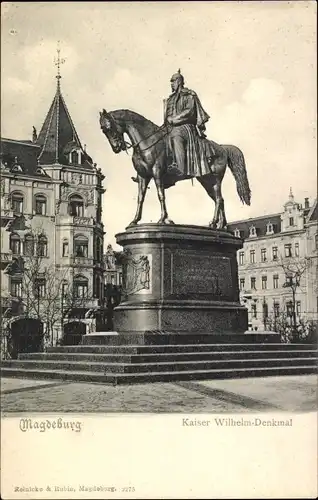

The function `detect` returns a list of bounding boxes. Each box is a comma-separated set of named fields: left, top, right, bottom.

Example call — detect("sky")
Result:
left=1, top=1, right=317, bottom=248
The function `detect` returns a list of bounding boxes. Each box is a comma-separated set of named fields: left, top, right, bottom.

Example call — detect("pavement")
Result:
left=1, top=374, right=317, bottom=414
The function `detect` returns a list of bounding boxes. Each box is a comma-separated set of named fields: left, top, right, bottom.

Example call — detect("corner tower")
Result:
left=36, top=46, right=106, bottom=338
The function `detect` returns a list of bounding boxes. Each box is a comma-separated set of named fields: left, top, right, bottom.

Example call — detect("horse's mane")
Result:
left=110, top=109, right=159, bottom=133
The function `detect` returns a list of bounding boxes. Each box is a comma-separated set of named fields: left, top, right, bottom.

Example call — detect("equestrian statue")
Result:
left=99, top=69, right=251, bottom=230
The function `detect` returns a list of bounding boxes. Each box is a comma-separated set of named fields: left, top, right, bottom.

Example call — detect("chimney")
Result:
left=304, top=197, right=309, bottom=209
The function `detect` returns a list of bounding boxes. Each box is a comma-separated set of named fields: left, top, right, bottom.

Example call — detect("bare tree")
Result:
left=280, top=255, right=309, bottom=331
left=5, top=229, right=95, bottom=348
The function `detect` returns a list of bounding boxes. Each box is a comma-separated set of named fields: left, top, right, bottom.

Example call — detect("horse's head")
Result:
left=99, top=109, right=126, bottom=154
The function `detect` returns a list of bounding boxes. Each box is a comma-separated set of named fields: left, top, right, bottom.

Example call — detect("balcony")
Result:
left=72, top=256, right=94, bottom=267
left=0, top=252, right=13, bottom=270
left=73, top=216, right=93, bottom=226
left=0, top=209, right=15, bottom=228
left=72, top=297, right=99, bottom=309
left=56, top=215, right=93, bottom=227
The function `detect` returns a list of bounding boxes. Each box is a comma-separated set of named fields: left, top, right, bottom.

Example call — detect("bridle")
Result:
left=101, top=113, right=172, bottom=153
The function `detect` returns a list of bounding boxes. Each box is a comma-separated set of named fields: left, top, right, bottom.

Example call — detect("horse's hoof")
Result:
left=158, top=218, right=175, bottom=225
left=209, top=222, right=217, bottom=229
left=127, top=221, right=138, bottom=228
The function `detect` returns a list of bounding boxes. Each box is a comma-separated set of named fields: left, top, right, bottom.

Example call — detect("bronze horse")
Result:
left=99, top=109, right=251, bottom=229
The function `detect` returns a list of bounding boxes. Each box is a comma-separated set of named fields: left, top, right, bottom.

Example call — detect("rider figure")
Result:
left=164, top=69, right=214, bottom=178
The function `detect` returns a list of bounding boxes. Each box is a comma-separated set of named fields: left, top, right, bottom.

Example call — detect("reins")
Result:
left=123, top=123, right=172, bottom=153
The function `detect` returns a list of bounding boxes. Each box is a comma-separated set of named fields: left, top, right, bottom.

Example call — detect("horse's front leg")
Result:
left=127, top=175, right=150, bottom=227
left=153, top=165, right=174, bottom=225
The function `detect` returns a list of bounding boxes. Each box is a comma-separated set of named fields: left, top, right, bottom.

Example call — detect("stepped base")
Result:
left=2, top=365, right=316, bottom=386
left=82, top=331, right=281, bottom=345
left=2, top=336, right=317, bottom=385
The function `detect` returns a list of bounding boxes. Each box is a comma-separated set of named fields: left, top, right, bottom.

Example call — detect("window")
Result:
left=286, top=301, right=293, bottom=317
left=24, top=234, right=34, bottom=256
left=263, top=302, right=268, bottom=320
left=296, top=301, right=301, bottom=316
left=10, top=278, right=22, bottom=297
left=273, top=275, right=279, bottom=289
left=239, top=252, right=244, bottom=265
left=111, top=275, right=115, bottom=285
left=272, top=246, right=278, bottom=261
left=37, top=235, right=48, bottom=257
left=74, top=235, right=88, bottom=257
left=95, top=276, right=101, bottom=298
left=251, top=277, right=256, bottom=290
left=69, top=194, right=84, bottom=216
left=274, top=302, right=280, bottom=317
left=295, top=243, right=299, bottom=257
left=315, top=234, right=318, bottom=250
left=74, top=275, right=88, bottom=298
left=266, top=222, right=274, bottom=235
left=234, top=229, right=241, bottom=238
left=10, top=233, right=21, bottom=255
left=285, top=276, right=293, bottom=287
left=284, top=244, right=292, bottom=258
left=239, top=278, right=245, bottom=291
left=35, top=195, right=47, bottom=215
left=249, top=226, right=256, bottom=237
left=289, top=217, right=294, bottom=226
left=96, top=238, right=102, bottom=262
left=119, top=273, right=123, bottom=286
left=34, top=278, right=46, bottom=298
left=62, top=241, right=69, bottom=257
left=11, top=192, right=24, bottom=213
left=250, top=250, right=255, bottom=264
left=251, top=304, right=257, bottom=318
left=261, top=276, right=267, bottom=290
left=261, top=249, right=267, bottom=262
left=71, top=151, right=79, bottom=164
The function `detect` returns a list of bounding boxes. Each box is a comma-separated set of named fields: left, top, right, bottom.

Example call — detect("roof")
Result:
left=36, top=82, right=94, bottom=169
left=307, top=199, right=318, bottom=222
left=0, top=138, right=50, bottom=178
left=228, top=214, right=282, bottom=239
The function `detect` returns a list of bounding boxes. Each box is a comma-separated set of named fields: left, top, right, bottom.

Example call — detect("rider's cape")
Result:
left=163, top=88, right=214, bottom=188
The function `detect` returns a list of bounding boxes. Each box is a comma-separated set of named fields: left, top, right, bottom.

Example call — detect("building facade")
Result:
left=228, top=191, right=318, bottom=330
left=1, top=71, right=106, bottom=353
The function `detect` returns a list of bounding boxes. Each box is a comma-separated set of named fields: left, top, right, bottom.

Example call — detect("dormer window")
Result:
left=234, top=228, right=241, bottom=238
left=36, top=167, right=45, bottom=175
left=11, top=156, right=23, bottom=172
left=249, top=226, right=257, bottom=237
left=12, top=164, right=23, bottom=172
left=69, top=148, right=82, bottom=165
left=266, top=222, right=274, bottom=235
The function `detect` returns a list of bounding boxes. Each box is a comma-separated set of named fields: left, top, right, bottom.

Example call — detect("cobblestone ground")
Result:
left=1, top=375, right=316, bottom=414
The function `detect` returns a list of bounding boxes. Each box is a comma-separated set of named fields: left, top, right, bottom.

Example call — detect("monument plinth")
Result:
left=114, top=224, right=247, bottom=340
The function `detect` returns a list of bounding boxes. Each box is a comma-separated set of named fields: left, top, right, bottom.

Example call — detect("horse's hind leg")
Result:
left=197, top=174, right=218, bottom=228
left=213, top=180, right=227, bottom=229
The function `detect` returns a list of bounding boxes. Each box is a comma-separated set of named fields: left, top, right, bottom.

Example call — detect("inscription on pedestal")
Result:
left=171, top=252, right=232, bottom=298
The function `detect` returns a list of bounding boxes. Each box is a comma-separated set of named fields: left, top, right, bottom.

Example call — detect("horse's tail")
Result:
left=224, top=145, right=251, bottom=205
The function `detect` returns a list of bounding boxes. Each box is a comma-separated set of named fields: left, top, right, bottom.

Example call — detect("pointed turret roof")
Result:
left=36, top=70, right=93, bottom=169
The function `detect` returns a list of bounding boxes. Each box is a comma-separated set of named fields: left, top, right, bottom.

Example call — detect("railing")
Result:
left=72, top=256, right=94, bottom=266
left=0, top=209, right=15, bottom=219
left=1, top=252, right=13, bottom=262
left=56, top=215, right=93, bottom=226
left=72, top=297, right=99, bottom=308
left=73, top=216, right=93, bottom=226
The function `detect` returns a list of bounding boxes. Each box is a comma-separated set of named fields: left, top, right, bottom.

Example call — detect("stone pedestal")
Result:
left=114, top=224, right=247, bottom=339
